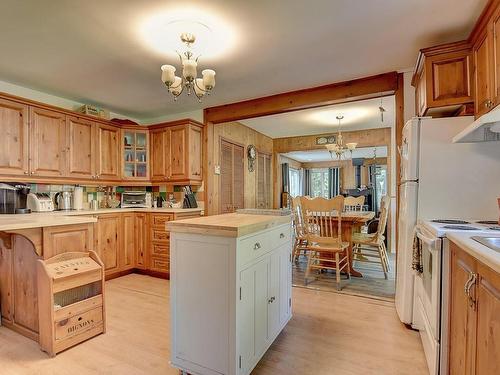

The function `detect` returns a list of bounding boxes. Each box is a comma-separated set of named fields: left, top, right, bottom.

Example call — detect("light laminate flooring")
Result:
left=0, top=274, right=428, bottom=375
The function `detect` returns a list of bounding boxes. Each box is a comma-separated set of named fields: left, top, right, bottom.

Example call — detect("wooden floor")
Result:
left=293, top=253, right=396, bottom=300
left=0, top=274, right=428, bottom=375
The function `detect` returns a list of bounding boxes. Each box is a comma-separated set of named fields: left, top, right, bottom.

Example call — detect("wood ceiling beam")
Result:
left=204, top=71, right=399, bottom=124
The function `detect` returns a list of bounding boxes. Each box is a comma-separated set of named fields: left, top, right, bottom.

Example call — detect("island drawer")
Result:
left=237, top=224, right=291, bottom=266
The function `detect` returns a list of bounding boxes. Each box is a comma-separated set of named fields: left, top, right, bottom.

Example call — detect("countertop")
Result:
left=448, top=232, right=500, bottom=274
left=0, top=207, right=203, bottom=231
left=166, top=213, right=292, bottom=237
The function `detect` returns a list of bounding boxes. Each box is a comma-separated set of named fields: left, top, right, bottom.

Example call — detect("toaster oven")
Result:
left=121, top=191, right=151, bottom=208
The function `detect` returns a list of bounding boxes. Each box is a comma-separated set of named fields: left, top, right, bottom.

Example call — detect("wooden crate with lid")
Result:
left=36, top=251, right=106, bottom=357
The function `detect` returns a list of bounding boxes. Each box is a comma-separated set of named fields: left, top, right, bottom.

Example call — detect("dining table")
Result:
left=308, top=210, right=375, bottom=277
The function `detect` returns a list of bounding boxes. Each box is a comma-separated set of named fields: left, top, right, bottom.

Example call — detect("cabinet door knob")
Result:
left=24, top=171, right=29, bottom=175
left=280, top=233, right=285, bottom=239
left=253, top=242, right=261, bottom=250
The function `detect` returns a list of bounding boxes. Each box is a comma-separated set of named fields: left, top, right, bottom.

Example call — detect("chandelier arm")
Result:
left=194, top=78, right=210, bottom=93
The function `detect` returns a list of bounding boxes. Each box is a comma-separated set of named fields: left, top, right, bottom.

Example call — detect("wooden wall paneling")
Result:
left=67, top=116, right=95, bottom=179
left=29, top=107, right=67, bottom=177
left=0, top=98, right=29, bottom=176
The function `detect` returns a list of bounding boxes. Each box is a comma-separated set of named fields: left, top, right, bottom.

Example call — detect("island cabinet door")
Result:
left=239, top=257, right=270, bottom=373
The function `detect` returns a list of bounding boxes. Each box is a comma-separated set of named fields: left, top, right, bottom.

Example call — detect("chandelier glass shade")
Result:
left=161, top=32, right=216, bottom=102
left=326, top=116, right=357, bottom=159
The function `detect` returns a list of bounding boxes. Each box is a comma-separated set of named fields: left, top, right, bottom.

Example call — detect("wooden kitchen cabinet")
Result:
left=412, top=41, right=473, bottom=117
left=121, top=212, right=136, bottom=270
left=149, top=119, right=203, bottom=184
left=0, top=98, right=29, bottom=176
left=29, top=107, right=67, bottom=177
left=149, top=213, right=173, bottom=274
left=96, top=123, right=120, bottom=181
left=473, top=27, right=494, bottom=117
left=67, top=116, right=96, bottom=179
left=135, top=213, right=148, bottom=268
left=96, top=213, right=120, bottom=275
left=122, top=128, right=149, bottom=181
left=448, top=242, right=500, bottom=375
left=42, top=223, right=94, bottom=259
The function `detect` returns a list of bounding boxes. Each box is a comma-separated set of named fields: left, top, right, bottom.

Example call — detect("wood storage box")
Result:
left=37, top=251, right=105, bottom=356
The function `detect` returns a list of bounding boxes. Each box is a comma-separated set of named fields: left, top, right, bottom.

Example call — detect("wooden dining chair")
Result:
left=302, top=196, right=350, bottom=290
left=352, top=196, right=391, bottom=278
left=344, top=196, right=365, bottom=212
left=291, top=196, right=308, bottom=262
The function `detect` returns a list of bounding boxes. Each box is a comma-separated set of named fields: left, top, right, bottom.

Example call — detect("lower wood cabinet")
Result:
left=96, top=213, right=121, bottom=275
left=149, top=213, right=173, bottom=274
left=448, top=242, right=500, bottom=375
left=135, top=213, right=148, bottom=268
left=121, top=213, right=136, bottom=270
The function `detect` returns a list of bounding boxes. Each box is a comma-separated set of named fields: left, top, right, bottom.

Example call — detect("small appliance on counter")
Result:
left=182, top=186, right=198, bottom=208
left=121, top=191, right=150, bottom=208
left=73, top=186, right=83, bottom=210
left=0, top=183, right=31, bottom=214
left=55, top=191, right=74, bottom=211
left=27, top=192, right=54, bottom=212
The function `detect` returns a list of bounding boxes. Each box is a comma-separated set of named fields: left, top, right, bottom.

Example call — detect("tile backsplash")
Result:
left=27, top=183, right=203, bottom=209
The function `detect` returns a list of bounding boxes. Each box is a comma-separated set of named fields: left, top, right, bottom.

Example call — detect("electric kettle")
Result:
left=55, top=191, right=74, bottom=210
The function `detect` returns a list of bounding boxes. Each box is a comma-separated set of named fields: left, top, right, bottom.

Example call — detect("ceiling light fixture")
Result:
left=161, top=32, right=216, bottom=102
left=325, top=116, right=357, bottom=159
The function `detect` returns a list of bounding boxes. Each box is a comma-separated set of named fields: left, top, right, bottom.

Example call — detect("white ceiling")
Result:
left=284, top=146, right=388, bottom=163
left=239, top=96, right=395, bottom=138
left=0, top=0, right=487, bottom=120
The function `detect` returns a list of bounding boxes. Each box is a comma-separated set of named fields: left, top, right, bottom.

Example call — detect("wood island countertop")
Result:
left=166, top=213, right=292, bottom=237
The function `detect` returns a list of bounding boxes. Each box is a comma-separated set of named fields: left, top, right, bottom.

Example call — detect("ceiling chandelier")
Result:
left=160, top=32, right=216, bottom=102
left=325, top=115, right=357, bottom=159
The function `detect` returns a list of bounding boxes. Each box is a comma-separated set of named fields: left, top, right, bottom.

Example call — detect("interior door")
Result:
left=0, top=98, right=29, bottom=176
left=220, top=139, right=245, bottom=213
left=29, top=107, right=67, bottom=177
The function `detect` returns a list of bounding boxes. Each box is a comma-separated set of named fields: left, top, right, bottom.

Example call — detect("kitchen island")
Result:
left=167, top=213, right=293, bottom=375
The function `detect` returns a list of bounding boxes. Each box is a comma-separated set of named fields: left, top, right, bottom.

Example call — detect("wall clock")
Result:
left=247, top=145, right=257, bottom=172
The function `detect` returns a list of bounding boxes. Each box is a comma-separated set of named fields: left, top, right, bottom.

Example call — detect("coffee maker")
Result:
left=0, top=183, right=31, bottom=214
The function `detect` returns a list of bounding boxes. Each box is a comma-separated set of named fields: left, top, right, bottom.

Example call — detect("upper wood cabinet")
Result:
left=96, top=123, right=120, bottom=181
left=29, top=107, right=67, bottom=177
left=67, top=116, right=96, bottom=179
left=412, top=41, right=473, bottom=117
left=150, top=120, right=203, bottom=184
left=448, top=242, right=500, bottom=375
left=0, top=98, right=29, bottom=176
left=122, top=128, right=149, bottom=181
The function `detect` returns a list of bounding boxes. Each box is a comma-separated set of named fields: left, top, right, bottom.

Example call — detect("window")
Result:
left=289, top=168, right=302, bottom=197
left=310, top=168, right=329, bottom=198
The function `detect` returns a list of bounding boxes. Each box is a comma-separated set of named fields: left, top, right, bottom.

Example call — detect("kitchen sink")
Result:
left=471, top=236, right=500, bottom=253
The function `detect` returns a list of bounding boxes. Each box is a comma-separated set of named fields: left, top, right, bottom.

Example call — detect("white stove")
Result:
left=413, top=218, right=499, bottom=375
left=421, top=219, right=500, bottom=238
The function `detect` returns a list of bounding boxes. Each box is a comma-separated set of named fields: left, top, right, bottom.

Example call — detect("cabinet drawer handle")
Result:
left=464, top=272, right=477, bottom=309
left=253, top=242, right=261, bottom=250
left=280, top=233, right=285, bottom=239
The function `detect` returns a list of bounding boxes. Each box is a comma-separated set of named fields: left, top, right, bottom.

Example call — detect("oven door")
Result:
left=413, top=225, right=442, bottom=375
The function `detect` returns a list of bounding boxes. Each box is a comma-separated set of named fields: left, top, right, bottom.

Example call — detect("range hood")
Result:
left=453, top=106, right=500, bottom=143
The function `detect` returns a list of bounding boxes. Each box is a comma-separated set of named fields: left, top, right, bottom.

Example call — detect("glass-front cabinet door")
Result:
left=122, top=129, right=149, bottom=179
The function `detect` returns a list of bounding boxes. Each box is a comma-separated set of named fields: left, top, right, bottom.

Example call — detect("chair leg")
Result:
left=382, top=242, right=391, bottom=271
left=346, top=250, right=351, bottom=280
left=378, top=244, right=388, bottom=279
left=304, top=250, right=313, bottom=286
left=335, top=252, right=341, bottom=291
left=293, top=240, right=301, bottom=262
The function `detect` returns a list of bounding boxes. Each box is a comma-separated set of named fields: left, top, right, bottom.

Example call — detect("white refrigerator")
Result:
left=395, top=116, right=500, bottom=325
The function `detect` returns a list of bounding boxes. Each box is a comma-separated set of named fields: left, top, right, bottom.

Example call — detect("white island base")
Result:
left=168, top=213, right=293, bottom=375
